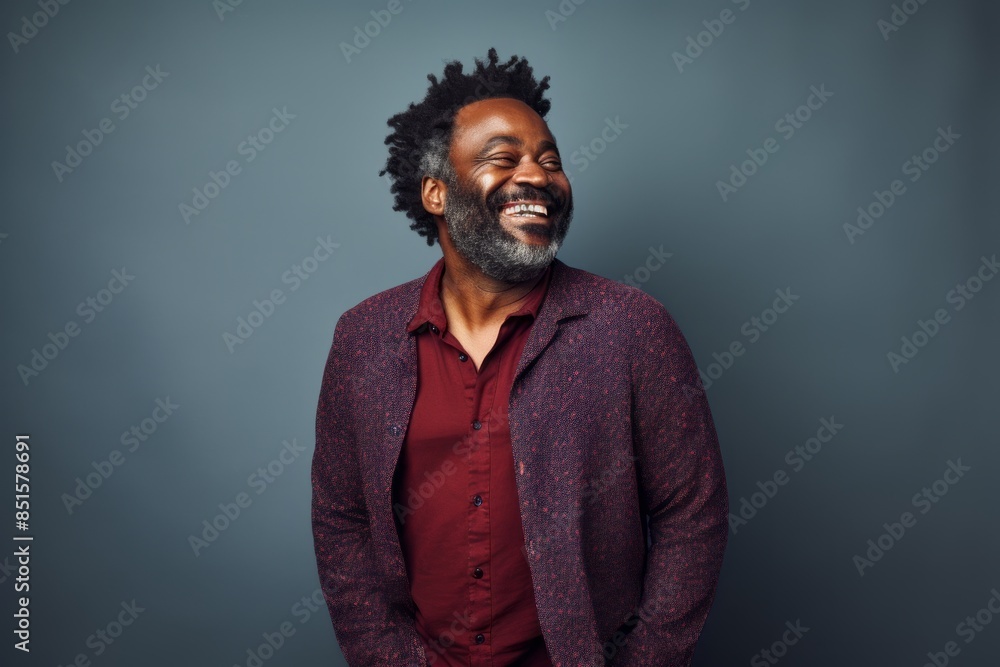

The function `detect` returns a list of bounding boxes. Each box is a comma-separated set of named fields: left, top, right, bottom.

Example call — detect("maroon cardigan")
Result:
left=312, top=257, right=729, bottom=667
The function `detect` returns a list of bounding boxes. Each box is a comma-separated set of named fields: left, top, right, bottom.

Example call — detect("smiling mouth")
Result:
left=499, top=202, right=550, bottom=219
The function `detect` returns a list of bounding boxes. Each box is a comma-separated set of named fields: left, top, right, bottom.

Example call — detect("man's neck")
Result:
left=438, top=256, right=545, bottom=333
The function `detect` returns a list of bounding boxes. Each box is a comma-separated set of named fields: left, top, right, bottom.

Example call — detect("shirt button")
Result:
left=429, top=324, right=438, bottom=333
left=472, top=420, right=482, bottom=430
left=475, top=633, right=485, bottom=644
left=473, top=567, right=483, bottom=578
left=458, top=353, right=468, bottom=362
left=473, top=495, right=483, bottom=506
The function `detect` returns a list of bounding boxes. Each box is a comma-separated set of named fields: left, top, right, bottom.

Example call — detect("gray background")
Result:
left=2, top=0, right=998, bottom=665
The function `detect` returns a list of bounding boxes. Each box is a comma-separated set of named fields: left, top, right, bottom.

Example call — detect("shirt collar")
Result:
left=406, top=257, right=554, bottom=337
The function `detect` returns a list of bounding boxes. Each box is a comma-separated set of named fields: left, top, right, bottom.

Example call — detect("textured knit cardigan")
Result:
left=312, top=257, right=729, bottom=667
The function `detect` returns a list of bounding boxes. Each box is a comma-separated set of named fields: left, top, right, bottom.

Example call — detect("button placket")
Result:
left=466, top=358, right=494, bottom=658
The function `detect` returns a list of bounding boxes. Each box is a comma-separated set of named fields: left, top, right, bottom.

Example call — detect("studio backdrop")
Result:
left=2, top=0, right=998, bottom=665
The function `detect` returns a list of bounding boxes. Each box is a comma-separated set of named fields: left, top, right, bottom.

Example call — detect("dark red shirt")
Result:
left=392, top=257, right=554, bottom=667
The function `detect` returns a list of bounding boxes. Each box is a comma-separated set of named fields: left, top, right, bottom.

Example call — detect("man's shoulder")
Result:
left=554, top=261, right=695, bottom=367
left=557, top=260, right=675, bottom=324
left=332, top=267, right=428, bottom=338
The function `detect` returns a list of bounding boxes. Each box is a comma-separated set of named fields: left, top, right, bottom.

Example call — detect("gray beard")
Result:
left=442, top=179, right=572, bottom=284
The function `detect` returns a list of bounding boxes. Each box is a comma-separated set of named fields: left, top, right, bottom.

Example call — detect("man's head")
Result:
left=380, top=49, right=572, bottom=283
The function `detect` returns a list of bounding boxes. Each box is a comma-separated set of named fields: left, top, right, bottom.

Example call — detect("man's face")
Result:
left=438, top=97, right=573, bottom=284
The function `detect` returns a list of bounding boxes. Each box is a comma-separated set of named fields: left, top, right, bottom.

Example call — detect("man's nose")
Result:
left=512, top=159, right=550, bottom=189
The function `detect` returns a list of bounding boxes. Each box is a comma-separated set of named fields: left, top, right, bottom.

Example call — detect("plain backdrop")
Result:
left=2, top=0, right=998, bottom=665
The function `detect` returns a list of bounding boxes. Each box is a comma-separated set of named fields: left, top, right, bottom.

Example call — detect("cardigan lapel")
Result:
left=376, top=257, right=590, bottom=491
left=513, top=257, right=590, bottom=386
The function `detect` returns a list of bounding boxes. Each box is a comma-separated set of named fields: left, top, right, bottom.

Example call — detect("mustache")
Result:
left=487, top=186, right=563, bottom=211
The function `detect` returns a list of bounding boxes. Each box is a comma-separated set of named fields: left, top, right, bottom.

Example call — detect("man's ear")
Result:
left=421, top=175, right=446, bottom=216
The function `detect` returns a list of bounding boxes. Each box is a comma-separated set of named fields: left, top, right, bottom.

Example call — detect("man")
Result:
left=312, top=48, right=728, bottom=667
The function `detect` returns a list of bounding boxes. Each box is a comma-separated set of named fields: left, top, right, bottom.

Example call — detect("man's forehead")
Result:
left=452, top=98, right=554, bottom=145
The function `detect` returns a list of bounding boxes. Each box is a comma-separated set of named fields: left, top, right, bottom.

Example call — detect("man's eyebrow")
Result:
left=476, top=135, right=522, bottom=157
left=539, top=139, right=560, bottom=155
left=475, top=135, right=561, bottom=157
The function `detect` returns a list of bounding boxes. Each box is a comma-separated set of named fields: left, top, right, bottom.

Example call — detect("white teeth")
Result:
left=503, top=203, right=548, bottom=217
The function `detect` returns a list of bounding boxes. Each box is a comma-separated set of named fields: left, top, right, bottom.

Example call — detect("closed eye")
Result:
left=484, top=154, right=517, bottom=165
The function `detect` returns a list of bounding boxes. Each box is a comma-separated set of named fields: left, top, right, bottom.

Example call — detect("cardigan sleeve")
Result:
left=311, top=311, right=427, bottom=667
left=608, top=294, right=729, bottom=667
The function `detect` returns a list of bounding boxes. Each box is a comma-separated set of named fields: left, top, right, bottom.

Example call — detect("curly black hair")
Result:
left=379, top=48, right=553, bottom=246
